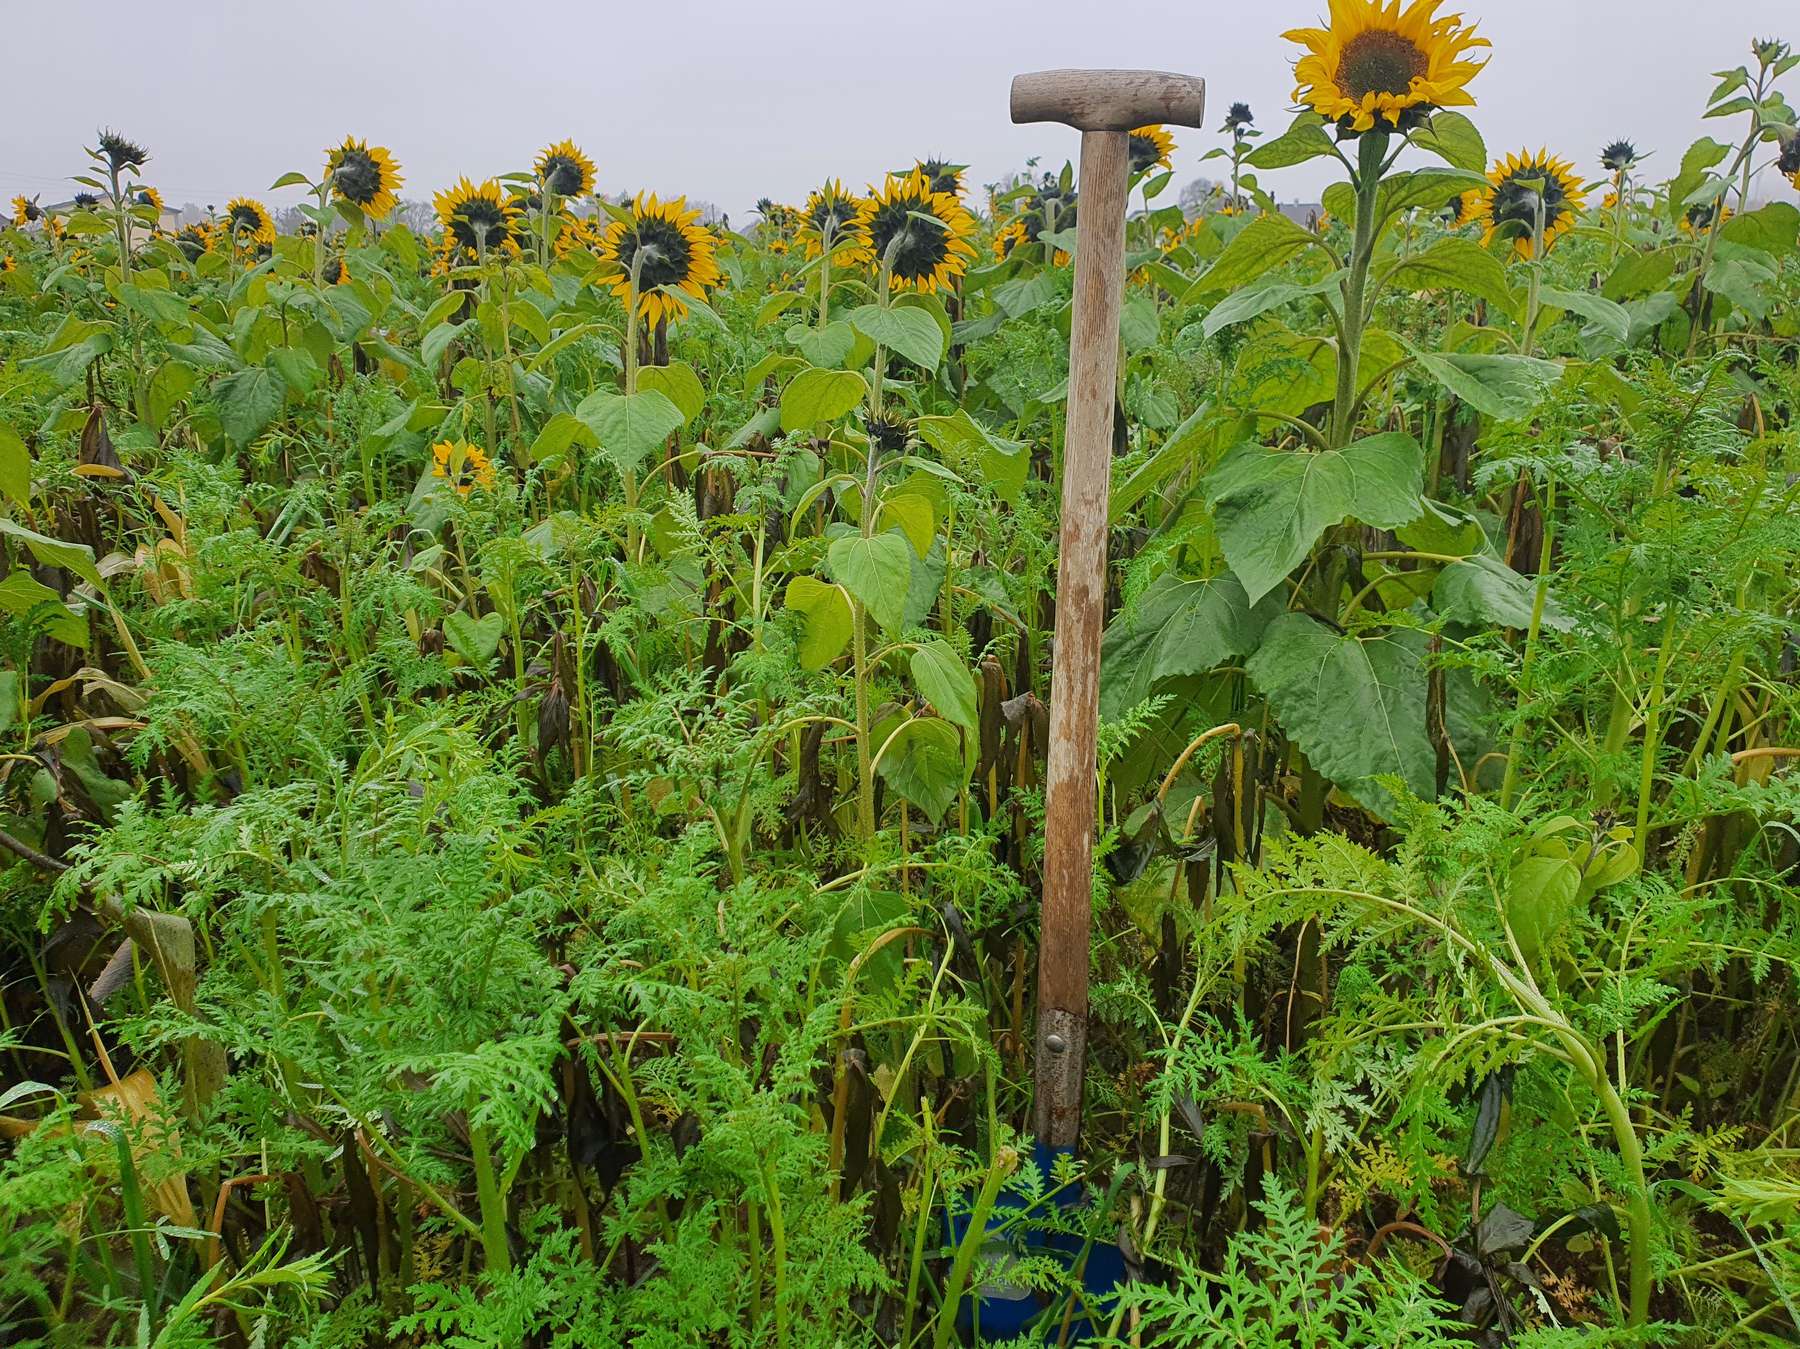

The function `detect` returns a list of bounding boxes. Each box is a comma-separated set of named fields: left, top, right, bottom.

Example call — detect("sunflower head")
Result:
left=11, top=195, right=39, bottom=227
left=1475, top=149, right=1587, bottom=258
left=1681, top=200, right=1732, bottom=235
left=865, top=411, right=913, bottom=455
left=1444, top=187, right=1483, bottom=227
left=323, top=256, right=350, bottom=285
left=434, top=178, right=522, bottom=262
left=1285, top=0, right=1488, bottom=135
left=535, top=140, right=596, bottom=198
left=431, top=440, right=496, bottom=495
left=1752, top=37, right=1791, bottom=68
left=1779, top=131, right=1800, bottom=185
left=799, top=180, right=873, bottom=264
left=95, top=128, right=149, bottom=174
left=911, top=159, right=966, bottom=198
left=863, top=170, right=977, bottom=293
left=1128, top=125, right=1176, bottom=175
left=225, top=197, right=277, bottom=248
left=328, top=138, right=404, bottom=221
left=599, top=193, right=723, bottom=325
left=174, top=222, right=214, bottom=262
left=1, top=256, right=15, bottom=274
left=1223, top=102, right=1256, bottom=133
left=73, top=193, right=100, bottom=210
left=133, top=186, right=164, bottom=213
left=1599, top=140, right=1641, bottom=173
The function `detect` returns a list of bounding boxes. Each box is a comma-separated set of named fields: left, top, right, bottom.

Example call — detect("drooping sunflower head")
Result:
left=225, top=197, right=277, bottom=248
left=133, top=186, right=164, bottom=213
left=434, top=178, right=522, bottom=262
left=799, top=180, right=874, bottom=264
left=1285, top=0, right=1489, bottom=134
left=912, top=159, right=966, bottom=198
left=11, top=195, right=39, bottom=227
left=993, top=216, right=1031, bottom=262
left=598, top=193, right=723, bottom=325
left=328, top=138, right=404, bottom=221
left=1476, top=149, right=1587, bottom=258
left=1128, top=125, right=1176, bottom=175
left=95, top=128, right=149, bottom=174
left=865, top=410, right=913, bottom=455
left=1779, top=131, right=1800, bottom=187
left=535, top=139, right=596, bottom=198
left=431, top=440, right=496, bottom=495
left=863, top=170, right=977, bottom=293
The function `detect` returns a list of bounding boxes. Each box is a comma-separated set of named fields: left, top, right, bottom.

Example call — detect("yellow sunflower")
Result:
left=131, top=186, right=164, bottom=215
left=798, top=180, right=874, bottom=264
left=327, top=138, right=403, bottom=221
left=598, top=193, right=723, bottom=325
left=535, top=140, right=596, bottom=198
left=1473, top=149, right=1587, bottom=258
left=1285, top=0, right=1489, bottom=134
left=1445, top=187, right=1483, bottom=227
left=862, top=170, right=977, bottom=293
left=553, top=211, right=606, bottom=259
left=1679, top=201, right=1733, bottom=236
left=1, top=255, right=14, bottom=273
left=431, top=440, right=496, bottom=495
left=1129, top=125, right=1176, bottom=174
left=224, top=197, right=277, bottom=248
left=434, top=177, right=522, bottom=263
left=12, top=195, right=40, bottom=228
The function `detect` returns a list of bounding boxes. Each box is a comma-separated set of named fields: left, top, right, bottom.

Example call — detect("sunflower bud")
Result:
left=1752, top=37, right=1790, bottom=67
left=1224, top=102, right=1255, bottom=133
left=95, top=128, right=149, bottom=174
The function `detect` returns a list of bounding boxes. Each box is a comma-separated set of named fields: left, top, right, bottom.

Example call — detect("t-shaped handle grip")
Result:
left=1010, top=68, right=1207, bottom=132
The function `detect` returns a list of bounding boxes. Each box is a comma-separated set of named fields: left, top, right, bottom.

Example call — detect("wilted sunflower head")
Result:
left=328, top=138, right=404, bottom=221
left=73, top=193, right=100, bottom=210
left=1129, top=125, right=1176, bottom=174
left=1779, top=131, right=1800, bottom=185
left=1599, top=140, right=1640, bottom=173
left=799, top=180, right=874, bottom=263
left=1285, top=0, right=1488, bottom=135
left=865, top=411, right=912, bottom=454
left=863, top=170, right=977, bottom=293
left=11, top=195, right=39, bottom=227
left=1224, top=102, right=1255, bottom=133
left=1476, top=149, right=1587, bottom=258
left=431, top=440, right=496, bottom=495
left=95, top=128, right=149, bottom=174
left=912, top=159, right=966, bottom=197
left=599, top=193, right=723, bottom=325
left=434, top=178, right=521, bottom=261
left=225, top=197, right=277, bottom=248
left=535, top=139, right=596, bottom=198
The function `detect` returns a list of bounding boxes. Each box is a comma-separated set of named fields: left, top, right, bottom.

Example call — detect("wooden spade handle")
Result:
left=1010, top=69, right=1207, bottom=131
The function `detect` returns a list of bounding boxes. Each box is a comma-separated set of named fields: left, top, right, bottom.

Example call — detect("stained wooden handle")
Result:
left=1010, top=69, right=1207, bottom=131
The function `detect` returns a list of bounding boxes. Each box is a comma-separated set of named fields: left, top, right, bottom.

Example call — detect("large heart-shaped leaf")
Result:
left=1435, top=555, right=1576, bottom=632
left=779, top=368, right=868, bottom=432
left=576, top=389, right=684, bottom=475
left=1382, top=238, right=1514, bottom=313
left=909, top=639, right=978, bottom=731
left=1413, top=351, right=1561, bottom=421
left=214, top=364, right=286, bottom=447
left=784, top=575, right=853, bottom=670
left=1203, top=432, right=1424, bottom=605
left=876, top=716, right=968, bottom=823
left=849, top=305, right=945, bottom=371
left=1246, top=612, right=1435, bottom=819
left=1099, top=572, right=1278, bottom=719
left=443, top=610, right=506, bottom=667
left=827, top=530, right=913, bottom=632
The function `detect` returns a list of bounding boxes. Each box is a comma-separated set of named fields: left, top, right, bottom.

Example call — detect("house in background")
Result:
left=24, top=193, right=185, bottom=241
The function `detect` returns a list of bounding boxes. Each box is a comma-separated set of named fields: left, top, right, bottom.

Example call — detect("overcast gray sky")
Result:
left=4, top=1, right=1796, bottom=220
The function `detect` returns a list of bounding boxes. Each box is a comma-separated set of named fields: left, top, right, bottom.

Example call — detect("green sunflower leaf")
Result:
left=1099, top=571, right=1279, bottom=720
left=1381, top=237, right=1515, bottom=313
left=875, top=716, right=968, bottom=823
left=848, top=305, right=945, bottom=371
left=827, top=530, right=912, bottom=632
left=779, top=368, right=869, bottom=432
left=909, top=639, right=979, bottom=731
left=1412, top=351, right=1562, bottom=421
left=784, top=575, right=853, bottom=670
left=1203, top=432, right=1425, bottom=605
left=576, top=389, right=685, bottom=475
left=1186, top=211, right=1321, bottom=299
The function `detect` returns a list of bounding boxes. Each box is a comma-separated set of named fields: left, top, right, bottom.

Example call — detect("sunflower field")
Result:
left=4, top=5, right=1800, bottom=1346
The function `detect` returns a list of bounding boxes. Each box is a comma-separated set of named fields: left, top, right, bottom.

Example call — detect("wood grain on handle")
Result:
left=1033, top=128, right=1130, bottom=1149
left=1010, top=69, right=1207, bottom=131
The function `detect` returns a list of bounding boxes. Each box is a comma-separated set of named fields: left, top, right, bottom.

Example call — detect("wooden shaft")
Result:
left=1010, top=69, right=1208, bottom=131
left=1033, top=127, right=1129, bottom=1149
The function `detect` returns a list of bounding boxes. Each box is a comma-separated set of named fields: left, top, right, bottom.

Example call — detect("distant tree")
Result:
left=392, top=199, right=437, bottom=235
left=1178, top=177, right=1221, bottom=217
